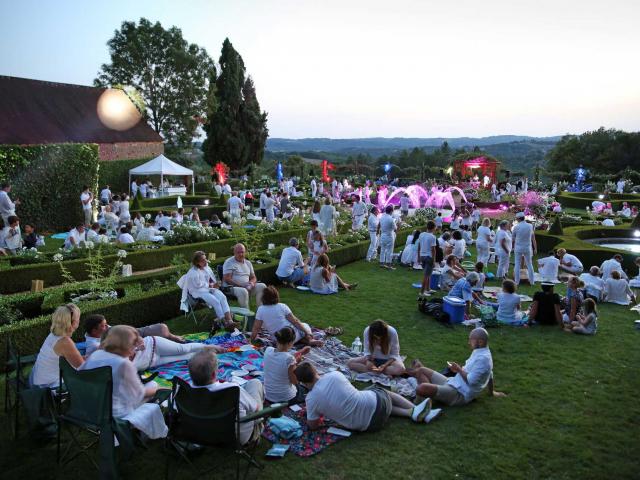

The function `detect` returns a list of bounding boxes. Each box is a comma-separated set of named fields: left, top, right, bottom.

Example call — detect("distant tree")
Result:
left=95, top=18, right=215, bottom=146
left=546, top=127, right=640, bottom=174
left=204, top=38, right=268, bottom=171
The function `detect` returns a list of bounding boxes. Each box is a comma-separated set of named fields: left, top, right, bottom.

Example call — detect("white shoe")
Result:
left=411, top=398, right=432, bottom=423
left=425, top=408, right=442, bottom=423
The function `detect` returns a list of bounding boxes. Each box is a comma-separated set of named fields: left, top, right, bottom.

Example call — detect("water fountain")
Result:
left=376, top=184, right=468, bottom=212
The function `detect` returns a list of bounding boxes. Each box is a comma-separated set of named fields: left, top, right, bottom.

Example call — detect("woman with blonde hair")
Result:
left=82, top=325, right=168, bottom=439
left=31, top=304, right=84, bottom=388
left=347, top=320, right=405, bottom=376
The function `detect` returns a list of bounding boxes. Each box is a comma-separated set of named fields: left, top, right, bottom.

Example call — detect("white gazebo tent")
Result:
left=128, top=154, right=195, bottom=195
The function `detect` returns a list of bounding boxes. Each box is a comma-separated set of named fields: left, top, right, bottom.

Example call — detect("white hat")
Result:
left=515, top=212, right=525, bottom=219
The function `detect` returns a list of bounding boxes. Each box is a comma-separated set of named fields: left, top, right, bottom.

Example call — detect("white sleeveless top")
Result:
left=31, top=333, right=63, bottom=387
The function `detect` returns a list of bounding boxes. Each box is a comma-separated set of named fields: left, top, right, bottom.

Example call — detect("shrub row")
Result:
left=0, top=228, right=413, bottom=361
left=557, top=192, right=640, bottom=210
left=0, top=228, right=306, bottom=294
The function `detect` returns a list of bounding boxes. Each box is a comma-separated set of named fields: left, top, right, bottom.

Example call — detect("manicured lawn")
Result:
left=1, top=248, right=639, bottom=479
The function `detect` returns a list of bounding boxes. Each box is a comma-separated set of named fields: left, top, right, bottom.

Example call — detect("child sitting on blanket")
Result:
left=263, top=326, right=310, bottom=405
left=565, top=298, right=598, bottom=335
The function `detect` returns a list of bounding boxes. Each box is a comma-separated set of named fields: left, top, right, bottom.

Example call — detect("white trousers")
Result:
left=366, top=231, right=379, bottom=261
left=560, top=265, right=583, bottom=275
left=195, top=289, right=231, bottom=319
left=379, top=233, right=395, bottom=264
left=352, top=215, right=364, bottom=231
left=514, top=249, right=535, bottom=285
left=497, top=252, right=511, bottom=278
left=476, top=243, right=490, bottom=265
left=232, top=283, right=266, bottom=309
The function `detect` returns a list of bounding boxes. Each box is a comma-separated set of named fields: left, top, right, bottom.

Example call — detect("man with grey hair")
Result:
left=222, top=243, right=267, bottom=308
left=449, top=272, right=482, bottom=317
left=495, top=220, right=512, bottom=279
left=188, top=350, right=264, bottom=445
left=275, top=237, right=308, bottom=286
left=408, top=328, right=506, bottom=406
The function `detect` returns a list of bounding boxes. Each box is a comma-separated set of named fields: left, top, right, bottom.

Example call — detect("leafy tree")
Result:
left=95, top=18, right=215, bottom=146
left=204, top=39, right=268, bottom=171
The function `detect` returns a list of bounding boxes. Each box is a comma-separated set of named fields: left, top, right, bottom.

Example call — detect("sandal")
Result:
left=325, top=326, right=343, bottom=336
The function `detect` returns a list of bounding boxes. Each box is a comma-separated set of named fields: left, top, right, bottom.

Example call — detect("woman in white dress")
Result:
left=475, top=218, right=494, bottom=265
left=319, top=197, right=337, bottom=237
left=400, top=230, right=420, bottom=267
left=264, top=192, right=276, bottom=223
left=309, top=254, right=355, bottom=294
left=31, top=304, right=84, bottom=388
left=603, top=270, right=636, bottom=305
left=347, top=320, right=405, bottom=376
left=179, top=251, right=236, bottom=330
left=119, top=194, right=131, bottom=223
left=81, top=325, right=168, bottom=439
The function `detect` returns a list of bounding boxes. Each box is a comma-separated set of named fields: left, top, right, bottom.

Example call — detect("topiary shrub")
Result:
left=548, top=215, right=564, bottom=235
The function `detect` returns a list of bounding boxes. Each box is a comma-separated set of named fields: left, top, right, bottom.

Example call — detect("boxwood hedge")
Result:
left=557, top=192, right=640, bottom=210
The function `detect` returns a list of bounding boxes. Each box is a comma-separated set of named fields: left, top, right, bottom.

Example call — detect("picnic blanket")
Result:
left=262, top=406, right=348, bottom=457
left=146, top=332, right=261, bottom=388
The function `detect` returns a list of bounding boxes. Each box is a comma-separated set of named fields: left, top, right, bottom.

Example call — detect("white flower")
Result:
left=30, top=247, right=37, bottom=252
left=53, top=253, right=64, bottom=262
left=222, top=211, right=229, bottom=218
left=117, top=250, right=127, bottom=258
left=85, top=241, right=95, bottom=249
left=145, top=214, right=151, bottom=220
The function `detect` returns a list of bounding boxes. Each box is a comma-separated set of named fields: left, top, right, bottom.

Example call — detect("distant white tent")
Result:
left=129, top=154, right=194, bottom=195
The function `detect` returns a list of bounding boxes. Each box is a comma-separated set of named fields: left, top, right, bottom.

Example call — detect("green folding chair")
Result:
left=4, top=336, right=37, bottom=438
left=165, top=376, right=286, bottom=480
left=57, top=357, right=134, bottom=480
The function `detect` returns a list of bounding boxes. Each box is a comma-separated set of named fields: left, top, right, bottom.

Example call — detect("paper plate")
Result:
left=296, top=285, right=310, bottom=291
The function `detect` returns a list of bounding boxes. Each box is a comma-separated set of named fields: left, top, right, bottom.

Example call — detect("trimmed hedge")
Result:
left=0, top=144, right=100, bottom=231
left=0, top=228, right=306, bottom=294
left=557, top=192, right=640, bottom=210
left=98, top=158, right=154, bottom=193
left=0, top=228, right=415, bottom=360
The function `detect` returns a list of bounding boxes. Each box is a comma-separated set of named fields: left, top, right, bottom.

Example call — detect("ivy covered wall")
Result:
left=0, top=144, right=100, bottom=231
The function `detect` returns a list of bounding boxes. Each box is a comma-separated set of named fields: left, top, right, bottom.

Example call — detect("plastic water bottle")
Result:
left=351, top=336, right=362, bottom=354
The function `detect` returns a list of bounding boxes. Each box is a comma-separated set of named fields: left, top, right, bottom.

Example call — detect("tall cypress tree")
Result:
left=204, top=38, right=268, bottom=171
left=240, top=76, right=268, bottom=167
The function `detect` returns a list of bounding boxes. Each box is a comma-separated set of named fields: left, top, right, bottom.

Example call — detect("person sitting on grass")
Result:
left=562, top=276, right=584, bottom=324
left=263, top=326, right=310, bottom=405
left=22, top=223, right=38, bottom=249
left=117, top=225, right=135, bottom=245
left=64, top=223, right=86, bottom=249
left=565, top=298, right=598, bottom=335
left=31, top=304, right=84, bottom=388
left=474, top=262, right=486, bottom=290
left=579, top=266, right=605, bottom=302
left=603, top=270, right=636, bottom=305
left=449, top=272, right=481, bottom=318
left=347, top=320, right=405, bottom=376
left=309, top=253, right=356, bottom=294
left=408, top=328, right=506, bottom=406
left=556, top=248, right=584, bottom=276
left=537, top=250, right=560, bottom=282
left=276, top=237, right=308, bottom=287
left=1, top=215, right=22, bottom=254
left=81, top=325, right=168, bottom=439
left=188, top=349, right=264, bottom=445
left=251, top=286, right=322, bottom=346
left=496, top=280, right=522, bottom=324
left=441, top=254, right=466, bottom=290
left=438, top=232, right=454, bottom=261
left=295, top=362, right=436, bottom=431
left=527, top=282, right=563, bottom=326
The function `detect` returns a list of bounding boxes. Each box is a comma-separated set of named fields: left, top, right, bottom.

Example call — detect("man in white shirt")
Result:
left=411, top=328, right=506, bottom=406
left=366, top=207, right=380, bottom=262
left=276, top=238, right=307, bottom=286
left=310, top=178, right=317, bottom=198
left=0, top=183, right=20, bottom=226
left=537, top=251, right=560, bottom=282
left=378, top=205, right=397, bottom=269
left=511, top=212, right=536, bottom=286
left=188, top=350, right=263, bottom=445
left=227, top=192, right=244, bottom=223
left=222, top=183, right=232, bottom=195
left=64, top=223, right=87, bottom=249
left=600, top=254, right=627, bottom=280
left=495, top=220, right=512, bottom=279
left=616, top=179, right=625, bottom=194
left=223, top=243, right=267, bottom=309
left=80, top=185, right=93, bottom=226
left=556, top=248, right=584, bottom=275
left=417, top=221, right=437, bottom=295
left=131, top=180, right=138, bottom=198
left=580, top=266, right=606, bottom=302
left=86, top=223, right=101, bottom=243
left=400, top=193, right=410, bottom=218
left=295, top=363, right=435, bottom=431
left=100, top=185, right=112, bottom=205
left=351, top=195, right=367, bottom=231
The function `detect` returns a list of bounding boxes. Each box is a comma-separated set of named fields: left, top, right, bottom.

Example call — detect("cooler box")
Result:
left=430, top=271, right=442, bottom=290
left=443, top=296, right=466, bottom=324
